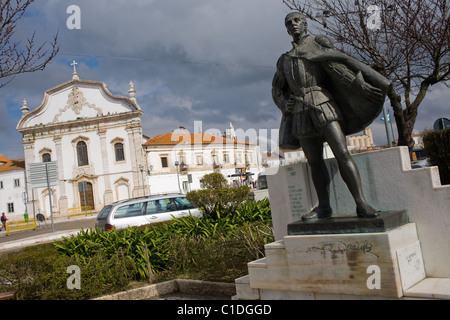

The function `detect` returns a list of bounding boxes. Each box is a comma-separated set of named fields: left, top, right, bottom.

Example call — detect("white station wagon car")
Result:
left=95, top=194, right=201, bottom=231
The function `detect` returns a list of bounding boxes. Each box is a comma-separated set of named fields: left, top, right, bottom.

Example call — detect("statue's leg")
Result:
left=298, top=136, right=333, bottom=220
left=323, top=121, right=378, bottom=218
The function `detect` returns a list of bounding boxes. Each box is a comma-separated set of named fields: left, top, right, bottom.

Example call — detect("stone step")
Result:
left=264, top=240, right=287, bottom=265
left=404, top=278, right=450, bottom=300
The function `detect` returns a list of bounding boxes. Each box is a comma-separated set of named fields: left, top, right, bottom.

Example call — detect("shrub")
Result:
left=54, top=227, right=169, bottom=280
left=187, top=172, right=250, bottom=215
left=165, top=198, right=272, bottom=239
left=0, top=244, right=134, bottom=300
left=164, top=222, right=273, bottom=282
left=423, top=128, right=450, bottom=185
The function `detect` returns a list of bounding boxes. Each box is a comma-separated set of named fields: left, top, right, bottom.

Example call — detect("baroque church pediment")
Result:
left=17, top=79, right=142, bottom=131
left=53, top=86, right=103, bottom=122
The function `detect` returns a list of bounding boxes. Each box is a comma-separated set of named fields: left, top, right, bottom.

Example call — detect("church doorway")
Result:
left=78, top=181, right=95, bottom=210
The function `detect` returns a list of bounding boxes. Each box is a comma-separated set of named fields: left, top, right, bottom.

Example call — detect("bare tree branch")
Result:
left=0, top=0, right=59, bottom=88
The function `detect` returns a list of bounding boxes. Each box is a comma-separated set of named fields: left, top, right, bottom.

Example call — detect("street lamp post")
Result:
left=175, top=161, right=182, bottom=194
left=139, top=164, right=146, bottom=197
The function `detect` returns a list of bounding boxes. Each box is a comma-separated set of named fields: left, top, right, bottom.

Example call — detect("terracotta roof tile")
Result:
left=143, top=133, right=254, bottom=146
left=0, top=159, right=25, bottom=172
left=0, top=154, right=10, bottom=163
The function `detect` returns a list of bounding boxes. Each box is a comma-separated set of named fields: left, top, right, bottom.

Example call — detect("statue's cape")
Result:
left=279, top=37, right=391, bottom=150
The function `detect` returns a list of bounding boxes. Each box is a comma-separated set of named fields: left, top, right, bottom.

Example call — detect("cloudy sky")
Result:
left=0, top=0, right=448, bottom=159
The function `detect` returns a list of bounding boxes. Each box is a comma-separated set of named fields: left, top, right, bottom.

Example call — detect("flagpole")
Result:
left=382, top=105, right=393, bottom=147
left=388, top=110, right=396, bottom=144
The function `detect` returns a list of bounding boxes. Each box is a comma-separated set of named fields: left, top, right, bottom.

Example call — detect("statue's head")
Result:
left=285, top=12, right=307, bottom=40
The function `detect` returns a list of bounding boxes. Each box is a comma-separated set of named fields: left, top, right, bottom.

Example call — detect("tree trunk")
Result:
left=388, top=88, right=415, bottom=153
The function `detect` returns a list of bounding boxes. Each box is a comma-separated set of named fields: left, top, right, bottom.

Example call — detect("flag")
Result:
left=381, top=113, right=391, bottom=123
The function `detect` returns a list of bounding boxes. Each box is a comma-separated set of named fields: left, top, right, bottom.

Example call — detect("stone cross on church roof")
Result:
left=71, top=60, right=79, bottom=80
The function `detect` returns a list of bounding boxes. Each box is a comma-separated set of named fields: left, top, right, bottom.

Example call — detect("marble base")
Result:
left=237, top=223, right=425, bottom=299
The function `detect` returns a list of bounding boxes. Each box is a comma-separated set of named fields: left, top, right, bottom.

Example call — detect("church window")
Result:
left=42, top=153, right=51, bottom=162
left=114, top=143, right=125, bottom=162
left=77, top=141, right=89, bottom=166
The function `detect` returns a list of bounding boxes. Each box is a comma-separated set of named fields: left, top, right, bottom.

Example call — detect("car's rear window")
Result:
left=97, top=205, right=112, bottom=220
left=173, top=197, right=194, bottom=209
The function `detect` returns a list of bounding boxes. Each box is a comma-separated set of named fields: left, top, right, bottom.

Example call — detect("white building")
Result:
left=16, top=68, right=147, bottom=219
left=144, top=125, right=262, bottom=194
left=347, top=128, right=375, bottom=150
left=0, top=156, right=26, bottom=218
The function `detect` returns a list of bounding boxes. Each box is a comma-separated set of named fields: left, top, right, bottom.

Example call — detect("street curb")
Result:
left=94, top=279, right=237, bottom=300
left=0, top=229, right=80, bottom=252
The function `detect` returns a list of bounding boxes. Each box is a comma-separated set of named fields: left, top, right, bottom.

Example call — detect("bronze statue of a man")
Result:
left=272, top=12, right=391, bottom=220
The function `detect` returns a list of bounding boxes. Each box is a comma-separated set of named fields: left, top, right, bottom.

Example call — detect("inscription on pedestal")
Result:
left=396, top=241, right=425, bottom=291
left=286, top=166, right=313, bottom=222
left=303, top=240, right=379, bottom=258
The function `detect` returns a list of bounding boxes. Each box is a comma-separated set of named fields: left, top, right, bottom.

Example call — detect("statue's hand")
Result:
left=284, top=99, right=296, bottom=113
left=354, top=72, right=384, bottom=102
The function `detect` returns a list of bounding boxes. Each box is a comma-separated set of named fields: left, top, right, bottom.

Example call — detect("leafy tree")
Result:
left=0, top=0, right=59, bottom=88
left=282, top=0, right=449, bottom=152
left=186, top=172, right=250, bottom=216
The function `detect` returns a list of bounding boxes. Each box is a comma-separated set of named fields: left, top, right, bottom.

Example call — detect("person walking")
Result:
left=1, top=212, right=7, bottom=231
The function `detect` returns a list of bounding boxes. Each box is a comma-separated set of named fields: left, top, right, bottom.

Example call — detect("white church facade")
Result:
left=16, top=68, right=148, bottom=219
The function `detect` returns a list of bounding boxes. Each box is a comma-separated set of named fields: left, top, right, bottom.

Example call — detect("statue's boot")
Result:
left=301, top=207, right=332, bottom=221
left=356, top=203, right=380, bottom=218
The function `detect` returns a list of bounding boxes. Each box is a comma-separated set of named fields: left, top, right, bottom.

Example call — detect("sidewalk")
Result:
left=0, top=229, right=81, bottom=252
left=0, top=215, right=94, bottom=253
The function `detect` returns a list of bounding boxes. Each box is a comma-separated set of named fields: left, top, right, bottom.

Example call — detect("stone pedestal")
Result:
left=237, top=147, right=450, bottom=300
left=287, top=210, right=409, bottom=235
left=235, top=212, right=428, bottom=299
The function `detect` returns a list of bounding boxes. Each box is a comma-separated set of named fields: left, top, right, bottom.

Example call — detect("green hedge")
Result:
left=0, top=244, right=134, bottom=300
left=423, top=128, right=450, bottom=185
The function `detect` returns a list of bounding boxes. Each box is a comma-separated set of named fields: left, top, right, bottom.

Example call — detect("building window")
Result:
left=14, top=179, right=20, bottom=187
left=7, top=203, right=14, bottom=213
left=160, top=156, right=168, bottom=168
left=223, top=153, right=230, bottom=163
left=76, top=141, right=89, bottom=166
left=114, top=143, right=125, bottom=162
left=196, top=155, right=203, bottom=165
left=42, top=153, right=51, bottom=162
left=0, top=181, right=3, bottom=189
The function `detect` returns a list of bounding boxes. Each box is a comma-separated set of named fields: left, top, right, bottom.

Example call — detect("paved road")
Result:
left=0, top=215, right=97, bottom=252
